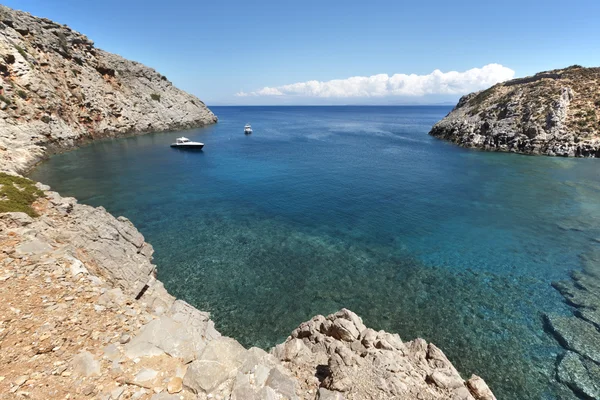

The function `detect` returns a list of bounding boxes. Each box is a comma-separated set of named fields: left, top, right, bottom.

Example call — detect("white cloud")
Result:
left=235, top=64, right=515, bottom=98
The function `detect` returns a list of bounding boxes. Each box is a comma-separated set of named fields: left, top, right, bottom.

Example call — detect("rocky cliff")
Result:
left=429, top=66, right=600, bottom=157
left=0, top=6, right=217, bottom=174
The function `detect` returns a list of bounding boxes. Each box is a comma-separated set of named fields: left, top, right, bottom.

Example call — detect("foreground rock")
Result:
left=273, top=309, right=495, bottom=400
left=0, top=186, right=496, bottom=399
left=429, top=65, right=600, bottom=157
left=0, top=5, right=217, bottom=174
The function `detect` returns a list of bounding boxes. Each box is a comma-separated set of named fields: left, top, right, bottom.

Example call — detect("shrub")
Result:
left=0, top=173, right=45, bottom=217
left=0, top=94, right=11, bottom=105
left=150, top=93, right=161, bottom=102
left=16, top=89, right=27, bottom=99
left=13, top=44, right=27, bottom=59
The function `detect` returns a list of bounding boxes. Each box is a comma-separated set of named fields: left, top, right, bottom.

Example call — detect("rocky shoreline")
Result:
left=0, top=5, right=217, bottom=175
left=429, top=66, right=600, bottom=157
left=0, top=5, right=498, bottom=400
left=0, top=183, right=495, bottom=400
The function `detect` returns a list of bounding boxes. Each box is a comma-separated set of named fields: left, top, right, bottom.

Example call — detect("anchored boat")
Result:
left=170, top=137, right=204, bottom=149
left=244, top=124, right=253, bottom=135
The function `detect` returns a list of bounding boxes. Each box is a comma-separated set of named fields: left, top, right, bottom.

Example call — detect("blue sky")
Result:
left=5, top=0, right=600, bottom=105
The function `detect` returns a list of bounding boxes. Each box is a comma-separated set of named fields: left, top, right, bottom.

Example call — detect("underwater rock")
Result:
left=557, top=351, right=600, bottom=399
left=545, top=314, right=600, bottom=364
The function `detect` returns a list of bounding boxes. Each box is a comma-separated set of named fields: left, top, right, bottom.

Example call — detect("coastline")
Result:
left=1, top=163, right=496, bottom=400
left=0, top=5, right=497, bottom=399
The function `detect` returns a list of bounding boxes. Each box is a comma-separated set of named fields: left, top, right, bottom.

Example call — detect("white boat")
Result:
left=170, top=137, right=204, bottom=149
left=244, top=124, right=253, bottom=134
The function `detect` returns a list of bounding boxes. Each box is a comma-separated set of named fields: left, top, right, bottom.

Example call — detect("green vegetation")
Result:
left=0, top=173, right=45, bottom=217
left=150, top=93, right=161, bottom=102
left=13, top=44, right=27, bottom=59
left=16, top=89, right=27, bottom=100
left=0, top=94, right=11, bottom=105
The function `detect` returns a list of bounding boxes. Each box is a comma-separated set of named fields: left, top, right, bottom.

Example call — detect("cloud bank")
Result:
left=236, top=64, right=515, bottom=98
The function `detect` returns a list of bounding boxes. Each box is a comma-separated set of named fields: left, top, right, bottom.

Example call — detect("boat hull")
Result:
left=170, top=144, right=204, bottom=149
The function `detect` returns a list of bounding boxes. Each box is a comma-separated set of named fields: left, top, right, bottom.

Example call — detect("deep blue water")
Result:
left=30, top=106, right=600, bottom=399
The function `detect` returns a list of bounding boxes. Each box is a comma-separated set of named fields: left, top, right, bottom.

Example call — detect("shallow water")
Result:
left=30, top=106, right=600, bottom=399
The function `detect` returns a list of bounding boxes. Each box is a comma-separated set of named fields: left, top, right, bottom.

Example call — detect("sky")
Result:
left=4, top=0, right=600, bottom=105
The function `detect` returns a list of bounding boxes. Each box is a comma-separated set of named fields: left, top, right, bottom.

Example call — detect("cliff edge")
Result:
left=0, top=6, right=217, bottom=174
left=429, top=65, right=600, bottom=157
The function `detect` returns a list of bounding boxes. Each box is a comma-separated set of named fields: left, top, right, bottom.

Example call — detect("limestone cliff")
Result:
left=0, top=6, right=217, bottom=173
left=429, top=66, right=600, bottom=157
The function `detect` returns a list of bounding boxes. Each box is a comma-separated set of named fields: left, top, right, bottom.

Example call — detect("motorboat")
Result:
left=170, top=137, right=204, bottom=149
left=244, top=124, right=253, bottom=135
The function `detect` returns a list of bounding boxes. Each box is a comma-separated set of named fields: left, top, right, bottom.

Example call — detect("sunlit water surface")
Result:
left=30, top=106, right=600, bottom=399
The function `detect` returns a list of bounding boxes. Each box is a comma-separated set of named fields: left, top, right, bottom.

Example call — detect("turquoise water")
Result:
left=30, top=106, right=600, bottom=399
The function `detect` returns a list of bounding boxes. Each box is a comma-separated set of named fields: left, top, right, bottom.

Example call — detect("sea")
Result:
left=29, top=106, right=600, bottom=399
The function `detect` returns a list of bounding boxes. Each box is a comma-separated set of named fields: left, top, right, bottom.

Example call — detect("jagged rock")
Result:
left=557, top=351, right=600, bottom=399
left=429, top=66, right=600, bottom=157
left=72, top=351, right=100, bottom=377
left=466, top=375, right=496, bottom=400
left=0, top=212, right=33, bottom=227
left=545, top=314, right=600, bottom=364
left=276, top=309, right=486, bottom=400
left=264, top=367, right=298, bottom=400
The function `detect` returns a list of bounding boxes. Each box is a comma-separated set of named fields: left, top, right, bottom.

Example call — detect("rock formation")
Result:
left=0, top=6, right=217, bottom=174
left=429, top=66, right=600, bottom=157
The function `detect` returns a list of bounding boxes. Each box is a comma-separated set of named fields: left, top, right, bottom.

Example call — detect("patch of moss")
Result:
left=0, top=94, right=11, bottom=105
left=150, top=93, right=161, bottom=102
left=16, top=89, right=27, bottom=99
left=0, top=173, right=45, bottom=217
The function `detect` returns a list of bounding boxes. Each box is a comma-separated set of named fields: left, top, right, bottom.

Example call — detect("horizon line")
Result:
left=207, top=104, right=456, bottom=107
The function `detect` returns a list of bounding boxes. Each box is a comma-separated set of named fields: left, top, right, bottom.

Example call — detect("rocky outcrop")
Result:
left=0, top=6, right=217, bottom=174
left=429, top=66, right=600, bottom=157
left=273, top=309, right=495, bottom=400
